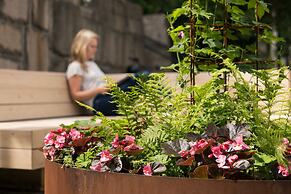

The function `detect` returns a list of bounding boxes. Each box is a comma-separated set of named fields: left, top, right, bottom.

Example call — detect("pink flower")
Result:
left=43, top=146, right=56, bottom=161
left=227, top=154, right=238, bottom=165
left=90, top=161, right=103, bottom=172
left=69, top=129, right=84, bottom=141
left=55, top=127, right=65, bottom=133
left=282, top=138, right=289, bottom=145
left=100, top=150, right=112, bottom=162
left=211, top=145, right=223, bottom=158
left=278, top=165, right=290, bottom=177
left=44, top=132, right=56, bottom=145
left=232, top=135, right=249, bottom=151
left=178, top=150, right=190, bottom=158
left=125, top=135, right=135, bottom=144
left=221, top=140, right=232, bottom=151
left=143, top=164, right=152, bottom=176
left=189, top=141, right=197, bottom=155
left=178, top=31, right=184, bottom=39
left=54, top=135, right=66, bottom=148
left=197, top=139, right=209, bottom=149
left=216, top=155, right=227, bottom=168
left=189, top=139, right=209, bottom=155
left=111, top=134, right=119, bottom=148
left=124, top=143, right=142, bottom=151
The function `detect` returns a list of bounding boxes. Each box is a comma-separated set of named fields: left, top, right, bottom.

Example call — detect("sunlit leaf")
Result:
left=176, top=156, right=194, bottom=166
left=189, top=165, right=209, bottom=178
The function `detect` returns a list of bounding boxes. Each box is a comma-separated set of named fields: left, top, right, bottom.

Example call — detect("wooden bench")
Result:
left=0, top=69, right=192, bottom=170
left=0, top=69, right=137, bottom=170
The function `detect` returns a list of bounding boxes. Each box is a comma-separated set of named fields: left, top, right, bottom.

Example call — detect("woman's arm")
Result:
left=67, top=75, right=109, bottom=101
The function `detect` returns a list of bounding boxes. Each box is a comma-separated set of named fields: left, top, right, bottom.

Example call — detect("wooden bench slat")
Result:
left=0, top=103, right=82, bottom=121
left=0, top=88, right=72, bottom=104
left=0, top=148, right=43, bottom=170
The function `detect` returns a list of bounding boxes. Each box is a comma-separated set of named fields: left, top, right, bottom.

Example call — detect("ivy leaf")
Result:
left=162, top=139, right=190, bottom=156
left=193, top=9, right=212, bottom=19
left=231, top=6, right=245, bottom=16
left=171, top=8, right=188, bottom=22
left=257, top=1, right=269, bottom=19
left=203, top=39, right=216, bottom=48
left=168, top=44, right=185, bottom=53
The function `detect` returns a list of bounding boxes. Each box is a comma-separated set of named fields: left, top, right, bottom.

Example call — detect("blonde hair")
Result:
left=70, top=29, right=99, bottom=70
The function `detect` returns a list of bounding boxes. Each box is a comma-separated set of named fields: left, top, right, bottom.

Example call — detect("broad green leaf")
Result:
left=248, top=0, right=256, bottom=9
left=203, top=39, right=216, bottom=48
left=228, top=0, right=247, bottom=5
left=253, top=153, right=276, bottom=166
left=257, top=1, right=269, bottom=19
left=171, top=7, right=188, bottom=22
left=231, top=6, right=245, bottom=16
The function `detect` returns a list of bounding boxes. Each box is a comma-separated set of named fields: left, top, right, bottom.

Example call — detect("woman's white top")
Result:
left=66, top=60, right=106, bottom=106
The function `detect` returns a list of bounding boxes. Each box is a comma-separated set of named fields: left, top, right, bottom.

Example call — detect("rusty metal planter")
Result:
left=45, top=160, right=291, bottom=194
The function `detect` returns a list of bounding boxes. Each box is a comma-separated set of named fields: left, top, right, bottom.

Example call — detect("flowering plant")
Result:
left=43, top=0, right=291, bottom=180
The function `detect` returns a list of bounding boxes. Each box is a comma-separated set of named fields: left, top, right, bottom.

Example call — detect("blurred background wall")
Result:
left=0, top=0, right=172, bottom=73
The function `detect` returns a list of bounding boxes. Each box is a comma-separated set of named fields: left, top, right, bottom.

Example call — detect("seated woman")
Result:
left=66, top=29, right=137, bottom=116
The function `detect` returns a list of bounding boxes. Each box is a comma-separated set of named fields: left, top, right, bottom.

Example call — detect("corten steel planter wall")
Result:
left=45, top=160, right=291, bottom=194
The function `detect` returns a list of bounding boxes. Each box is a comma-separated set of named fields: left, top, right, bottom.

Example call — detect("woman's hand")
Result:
left=96, top=86, right=110, bottom=94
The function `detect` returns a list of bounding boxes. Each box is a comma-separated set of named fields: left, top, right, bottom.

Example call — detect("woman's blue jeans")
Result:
left=92, top=76, right=137, bottom=116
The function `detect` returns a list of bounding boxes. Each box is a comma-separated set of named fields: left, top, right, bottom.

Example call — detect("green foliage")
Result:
left=44, top=0, right=291, bottom=180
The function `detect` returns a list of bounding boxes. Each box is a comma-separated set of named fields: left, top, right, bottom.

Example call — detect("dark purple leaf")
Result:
left=124, top=145, right=144, bottom=155
left=226, top=123, right=251, bottom=140
left=150, top=162, right=167, bottom=174
left=176, top=156, right=194, bottom=166
left=109, top=146, right=122, bottom=155
left=189, top=165, right=209, bottom=178
left=108, top=156, right=123, bottom=172
left=71, top=137, right=91, bottom=147
left=233, top=159, right=250, bottom=170
left=185, top=133, right=202, bottom=141
left=162, top=139, right=190, bottom=156
left=205, top=124, right=228, bottom=138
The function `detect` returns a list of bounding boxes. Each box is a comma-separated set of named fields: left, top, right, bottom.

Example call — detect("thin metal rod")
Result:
left=190, top=0, right=196, bottom=104
left=255, top=0, right=260, bottom=91
left=222, top=0, right=228, bottom=92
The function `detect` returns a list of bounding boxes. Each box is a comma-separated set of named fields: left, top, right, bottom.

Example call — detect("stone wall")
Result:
left=0, top=0, right=149, bottom=73
left=143, top=14, right=173, bottom=71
